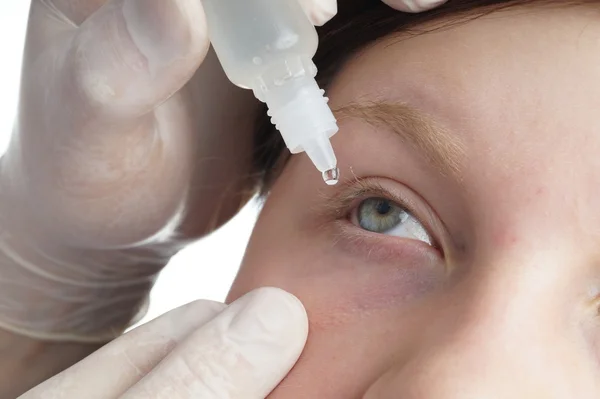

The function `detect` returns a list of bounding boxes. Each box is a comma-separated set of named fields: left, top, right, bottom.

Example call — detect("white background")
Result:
left=0, top=1, right=257, bottom=326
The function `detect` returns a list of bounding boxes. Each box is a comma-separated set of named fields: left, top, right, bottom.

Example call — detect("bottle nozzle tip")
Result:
left=323, top=167, right=340, bottom=186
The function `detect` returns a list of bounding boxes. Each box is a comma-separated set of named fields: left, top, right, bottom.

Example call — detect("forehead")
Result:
left=326, top=6, right=600, bottom=248
left=331, top=5, right=600, bottom=148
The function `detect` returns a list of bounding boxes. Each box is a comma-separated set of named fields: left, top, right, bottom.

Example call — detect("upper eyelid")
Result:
left=328, top=179, right=420, bottom=220
left=318, top=178, right=397, bottom=211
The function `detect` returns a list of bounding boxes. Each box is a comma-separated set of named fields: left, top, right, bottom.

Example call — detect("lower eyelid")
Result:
left=332, top=220, right=442, bottom=265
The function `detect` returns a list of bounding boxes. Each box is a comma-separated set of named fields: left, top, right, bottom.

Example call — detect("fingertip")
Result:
left=218, top=288, right=309, bottom=396
left=241, top=287, right=309, bottom=343
left=298, top=0, right=338, bottom=26
left=382, top=0, right=448, bottom=13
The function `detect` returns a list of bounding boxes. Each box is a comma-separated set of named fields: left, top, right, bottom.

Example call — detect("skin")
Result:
left=1, top=1, right=444, bottom=397
left=228, top=5, right=600, bottom=397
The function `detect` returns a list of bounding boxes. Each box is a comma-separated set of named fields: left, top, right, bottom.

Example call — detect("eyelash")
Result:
left=317, top=178, right=442, bottom=252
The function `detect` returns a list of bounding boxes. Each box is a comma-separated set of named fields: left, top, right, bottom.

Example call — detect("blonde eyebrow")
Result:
left=334, top=101, right=466, bottom=178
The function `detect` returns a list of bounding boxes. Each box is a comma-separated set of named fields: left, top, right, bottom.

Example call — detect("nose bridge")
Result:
left=363, top=249, right=598, bottom=398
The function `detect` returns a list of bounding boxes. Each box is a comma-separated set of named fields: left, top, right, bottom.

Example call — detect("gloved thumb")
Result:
left=120, top=287, right=309, bottom=398
left=18, top=288, right=308, bottom=399
left=68, top=0, right=209, bottom=118
left=382, top=0, right=448, bottom=12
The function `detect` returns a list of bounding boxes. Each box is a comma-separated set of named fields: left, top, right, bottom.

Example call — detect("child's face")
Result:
left=229, top=6, right=600, bottom=397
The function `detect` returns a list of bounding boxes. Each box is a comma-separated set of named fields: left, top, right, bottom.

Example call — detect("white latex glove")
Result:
left=383, top=0, right=448, bottom=12
left=18, top=288, right=308, bottom=399
left=0, top=0, right=338, bottom=343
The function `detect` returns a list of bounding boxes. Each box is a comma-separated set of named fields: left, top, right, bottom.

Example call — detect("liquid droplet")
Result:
left=323, top=167, right=340, bottom=186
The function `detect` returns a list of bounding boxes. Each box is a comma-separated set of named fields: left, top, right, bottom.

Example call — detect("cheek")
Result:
left=230, top=236, right=442, bottom=397
left=267, top=316, right=407, bottom=398
left=229, top=248, right=418, bottom=397
left=229, top=229, right=443, bottom=330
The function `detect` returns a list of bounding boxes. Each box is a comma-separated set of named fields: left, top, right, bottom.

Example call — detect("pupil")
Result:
left=375, top=200, right=392, bottom=215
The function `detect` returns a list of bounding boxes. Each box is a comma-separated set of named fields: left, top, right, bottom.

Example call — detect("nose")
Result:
left=363, top=255, right=600, bottom=398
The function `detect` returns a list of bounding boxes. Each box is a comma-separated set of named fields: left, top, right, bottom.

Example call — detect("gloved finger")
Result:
left=382, top=0, right=448, bottom=12
left=297, top=0, right=338, bottom=26
left=18, top=300, right=226, bottom=399
left=66, top=0, right=210, bottom=118
left=121, top=288, right=309, bottom=399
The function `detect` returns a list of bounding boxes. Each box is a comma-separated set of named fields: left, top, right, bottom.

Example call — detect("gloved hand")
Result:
left=0, top=0, right=340, bottom=344
left=0, top=0, right=447, bottom=344
left=18, top=288, right=309, bottom=399
left=383, top=0, right=447, bottom=12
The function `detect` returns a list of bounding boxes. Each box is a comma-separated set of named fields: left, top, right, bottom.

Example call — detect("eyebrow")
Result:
left=334, top=101, right=466, bottom=178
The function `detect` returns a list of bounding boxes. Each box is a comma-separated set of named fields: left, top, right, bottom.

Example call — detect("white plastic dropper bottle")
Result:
left=202, top=0, right=340, bottom=185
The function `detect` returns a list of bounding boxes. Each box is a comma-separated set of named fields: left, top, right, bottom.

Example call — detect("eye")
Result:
left=351, top=197, right=433, bottom=245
